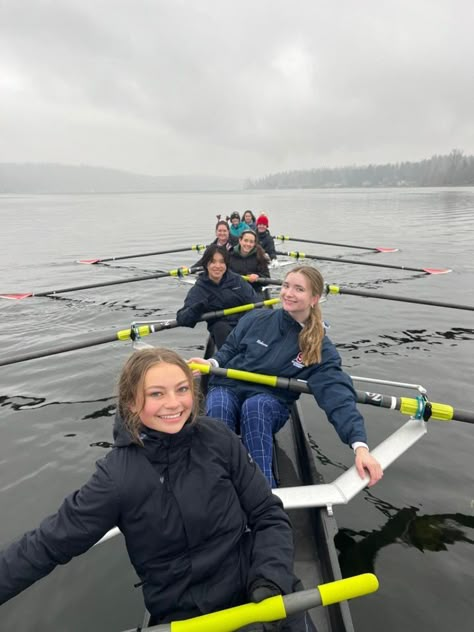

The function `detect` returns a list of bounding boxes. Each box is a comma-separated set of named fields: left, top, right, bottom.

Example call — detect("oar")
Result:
left=121, top=573, right=378, bottom=632
left=275, top=235, right=398, bottom=253
left=189, top=364, right=474, bottom=424
left=0, top=299, right=280, bottom=367
left=326, top=284, right=474, bottom=312
left=0, top=266, right=202, bottom=301
left=275, top=250, right=452, bottom=275
left=77, top=244, right=207, bottom=265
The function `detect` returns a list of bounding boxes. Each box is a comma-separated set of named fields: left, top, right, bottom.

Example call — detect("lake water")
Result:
left=0, top=188, right=473, bottom=631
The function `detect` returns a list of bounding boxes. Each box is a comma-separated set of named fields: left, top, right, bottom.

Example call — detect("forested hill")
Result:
left=0, top=163, right=244, bottom=193
left=247, top=151, right=474, bottom=189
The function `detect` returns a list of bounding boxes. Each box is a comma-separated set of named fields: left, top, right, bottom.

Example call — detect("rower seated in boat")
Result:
left=229, top=229, right=270, bottom=296
left=193, top=219, right=238, bottom=268
left=0, top=348, right=315, bottom=631
left=176, top=244, right=259, bottom=349
left=256, top=213, right=277, bottom=261
left=242, top=209, right=257, bottom=231
left=229, top=211, right=247, bottom=238
left=189, top=265, right=383, bottom=488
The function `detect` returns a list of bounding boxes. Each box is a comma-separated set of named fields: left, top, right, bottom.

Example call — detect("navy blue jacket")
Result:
left=0, top=417, right=303, bottom=625
left=210, top=308, right=368, bottom=446
left=176, top=269, right=259, bottom=330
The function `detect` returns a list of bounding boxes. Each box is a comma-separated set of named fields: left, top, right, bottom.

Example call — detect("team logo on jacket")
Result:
left=292, top=352, right=304, bottom=369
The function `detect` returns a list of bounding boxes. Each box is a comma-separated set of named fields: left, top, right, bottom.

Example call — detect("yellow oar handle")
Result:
left=317, top=573, right=379, bottom=606
left=220, top=298, right=280, bottom=315
left=135, top=573, right=378, bottom=632
left=172, top=595, right=285, bottom=632
left=188, top=363, right=279, bottom=387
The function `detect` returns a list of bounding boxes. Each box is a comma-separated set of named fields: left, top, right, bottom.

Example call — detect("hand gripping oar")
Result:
left=0, top=266, right=202, bottom=301
left=0, top=298, right=280, bottom=367
left=326, top=284, right=474, bottom=312
left=77, top=244, right=207, bottom=265
left=275, top=234, right=398, bottom=253
left=121, top=574, right=378, bottom=632
left=188, top=364, right=474, bottom=424
left=275, top=250, right=452, bottom=275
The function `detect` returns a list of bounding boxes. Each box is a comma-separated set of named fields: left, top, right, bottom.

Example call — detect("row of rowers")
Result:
left=176, top=211, right=277, bottom=351
left=204, top=211, right=276, bottom=262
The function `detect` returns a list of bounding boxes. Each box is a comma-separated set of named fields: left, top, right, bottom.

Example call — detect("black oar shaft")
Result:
left=93, top=246, right=204, bottom=263
left=9, top=267, right=200, bottom=298
left=204, top=367, right=474, bottom=424
left=0, top=334, right=119, bottom=366
left=276, top=236, right=377, bottom=251
left=328, top=285, right=474, bottom=312
left=276, top=250, right=432, bottom=273
left=0, top=300, right=275, bottom=367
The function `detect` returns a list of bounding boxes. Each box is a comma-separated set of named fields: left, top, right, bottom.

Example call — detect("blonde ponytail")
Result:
left=285, top=266, right=325, bottom=365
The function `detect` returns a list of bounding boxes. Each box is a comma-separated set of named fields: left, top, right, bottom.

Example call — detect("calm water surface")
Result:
left=0, top=188, right=473, bottom=631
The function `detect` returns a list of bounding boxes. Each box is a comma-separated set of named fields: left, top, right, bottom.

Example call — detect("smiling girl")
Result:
left=229, top=229, right=270, bottom=294
left=190, top=266, right=383, bottom=488
left=176, top=244, right=259, bottom=348
left=0, top=348, right=314, bottom=630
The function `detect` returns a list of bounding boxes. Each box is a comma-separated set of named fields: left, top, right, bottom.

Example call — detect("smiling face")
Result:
left=132, top=363, right=193, bottom=434
left=239, top=231, right=256, bottom=254
left=243, top=211, right=253, bottom=224
left=206, top=252, right=226, bottom=282
left=280, top=271, right=319, bottom=323
left=215, top=224, right=230, bottom=244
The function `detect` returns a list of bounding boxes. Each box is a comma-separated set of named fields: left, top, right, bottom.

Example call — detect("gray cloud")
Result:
left=1, top=0, right=474, bottom=177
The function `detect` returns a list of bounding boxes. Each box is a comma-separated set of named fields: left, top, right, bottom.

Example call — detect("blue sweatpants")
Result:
left=206, top=387, right=289, bottom=486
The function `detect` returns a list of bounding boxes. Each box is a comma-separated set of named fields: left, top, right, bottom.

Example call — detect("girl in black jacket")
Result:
left=177, top=244, right=259, bottom=349
left=229, top=229, right=270, bottom=295
left=0, top=348, right=314, bottom=630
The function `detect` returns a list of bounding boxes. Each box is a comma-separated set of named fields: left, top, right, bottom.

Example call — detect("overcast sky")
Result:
left=1, top=1, right=474, bottom=178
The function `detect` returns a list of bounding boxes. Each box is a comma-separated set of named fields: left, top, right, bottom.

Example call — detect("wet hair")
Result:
left=239, top=229, right=268, bottom=268
left=200, top=244, right=229, bottom=269
left=243, top=210, right=256, bottom=223
left=118, top=347, right=200, bottom=444
left=284, top=266, right=325, bottom=365
left=215, top=219, right=230, bottom=232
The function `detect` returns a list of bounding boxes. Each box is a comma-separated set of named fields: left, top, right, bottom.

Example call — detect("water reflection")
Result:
left=336, top=506, right=474, bottom=575
left=0, top=394, right=113, bottom=411
left=308, top=436, right=474, bottom=574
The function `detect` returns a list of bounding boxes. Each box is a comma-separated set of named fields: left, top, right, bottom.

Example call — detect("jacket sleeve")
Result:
left=267, top=235, right=277, bottom=260
left=176, top=285, right=208, bottom=328
left=227, top=431, right=295, bottom=596
left=212, top=311, right=254, bottom=366
left=307, top=340, right=367, bottom=446
left=0, top=460, right=120, bottom=605
left=239, top=278, right=260, bottom=304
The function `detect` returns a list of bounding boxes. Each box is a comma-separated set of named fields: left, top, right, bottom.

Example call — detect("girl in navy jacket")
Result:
left=0, top=348, right=314, bottom=630
left=190, top=266, right=383, bottom=488
left=176, top=244, right=259, bottom=349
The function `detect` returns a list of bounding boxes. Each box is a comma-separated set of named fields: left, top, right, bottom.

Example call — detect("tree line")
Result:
left=246, top=150, right=474, bottom=189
